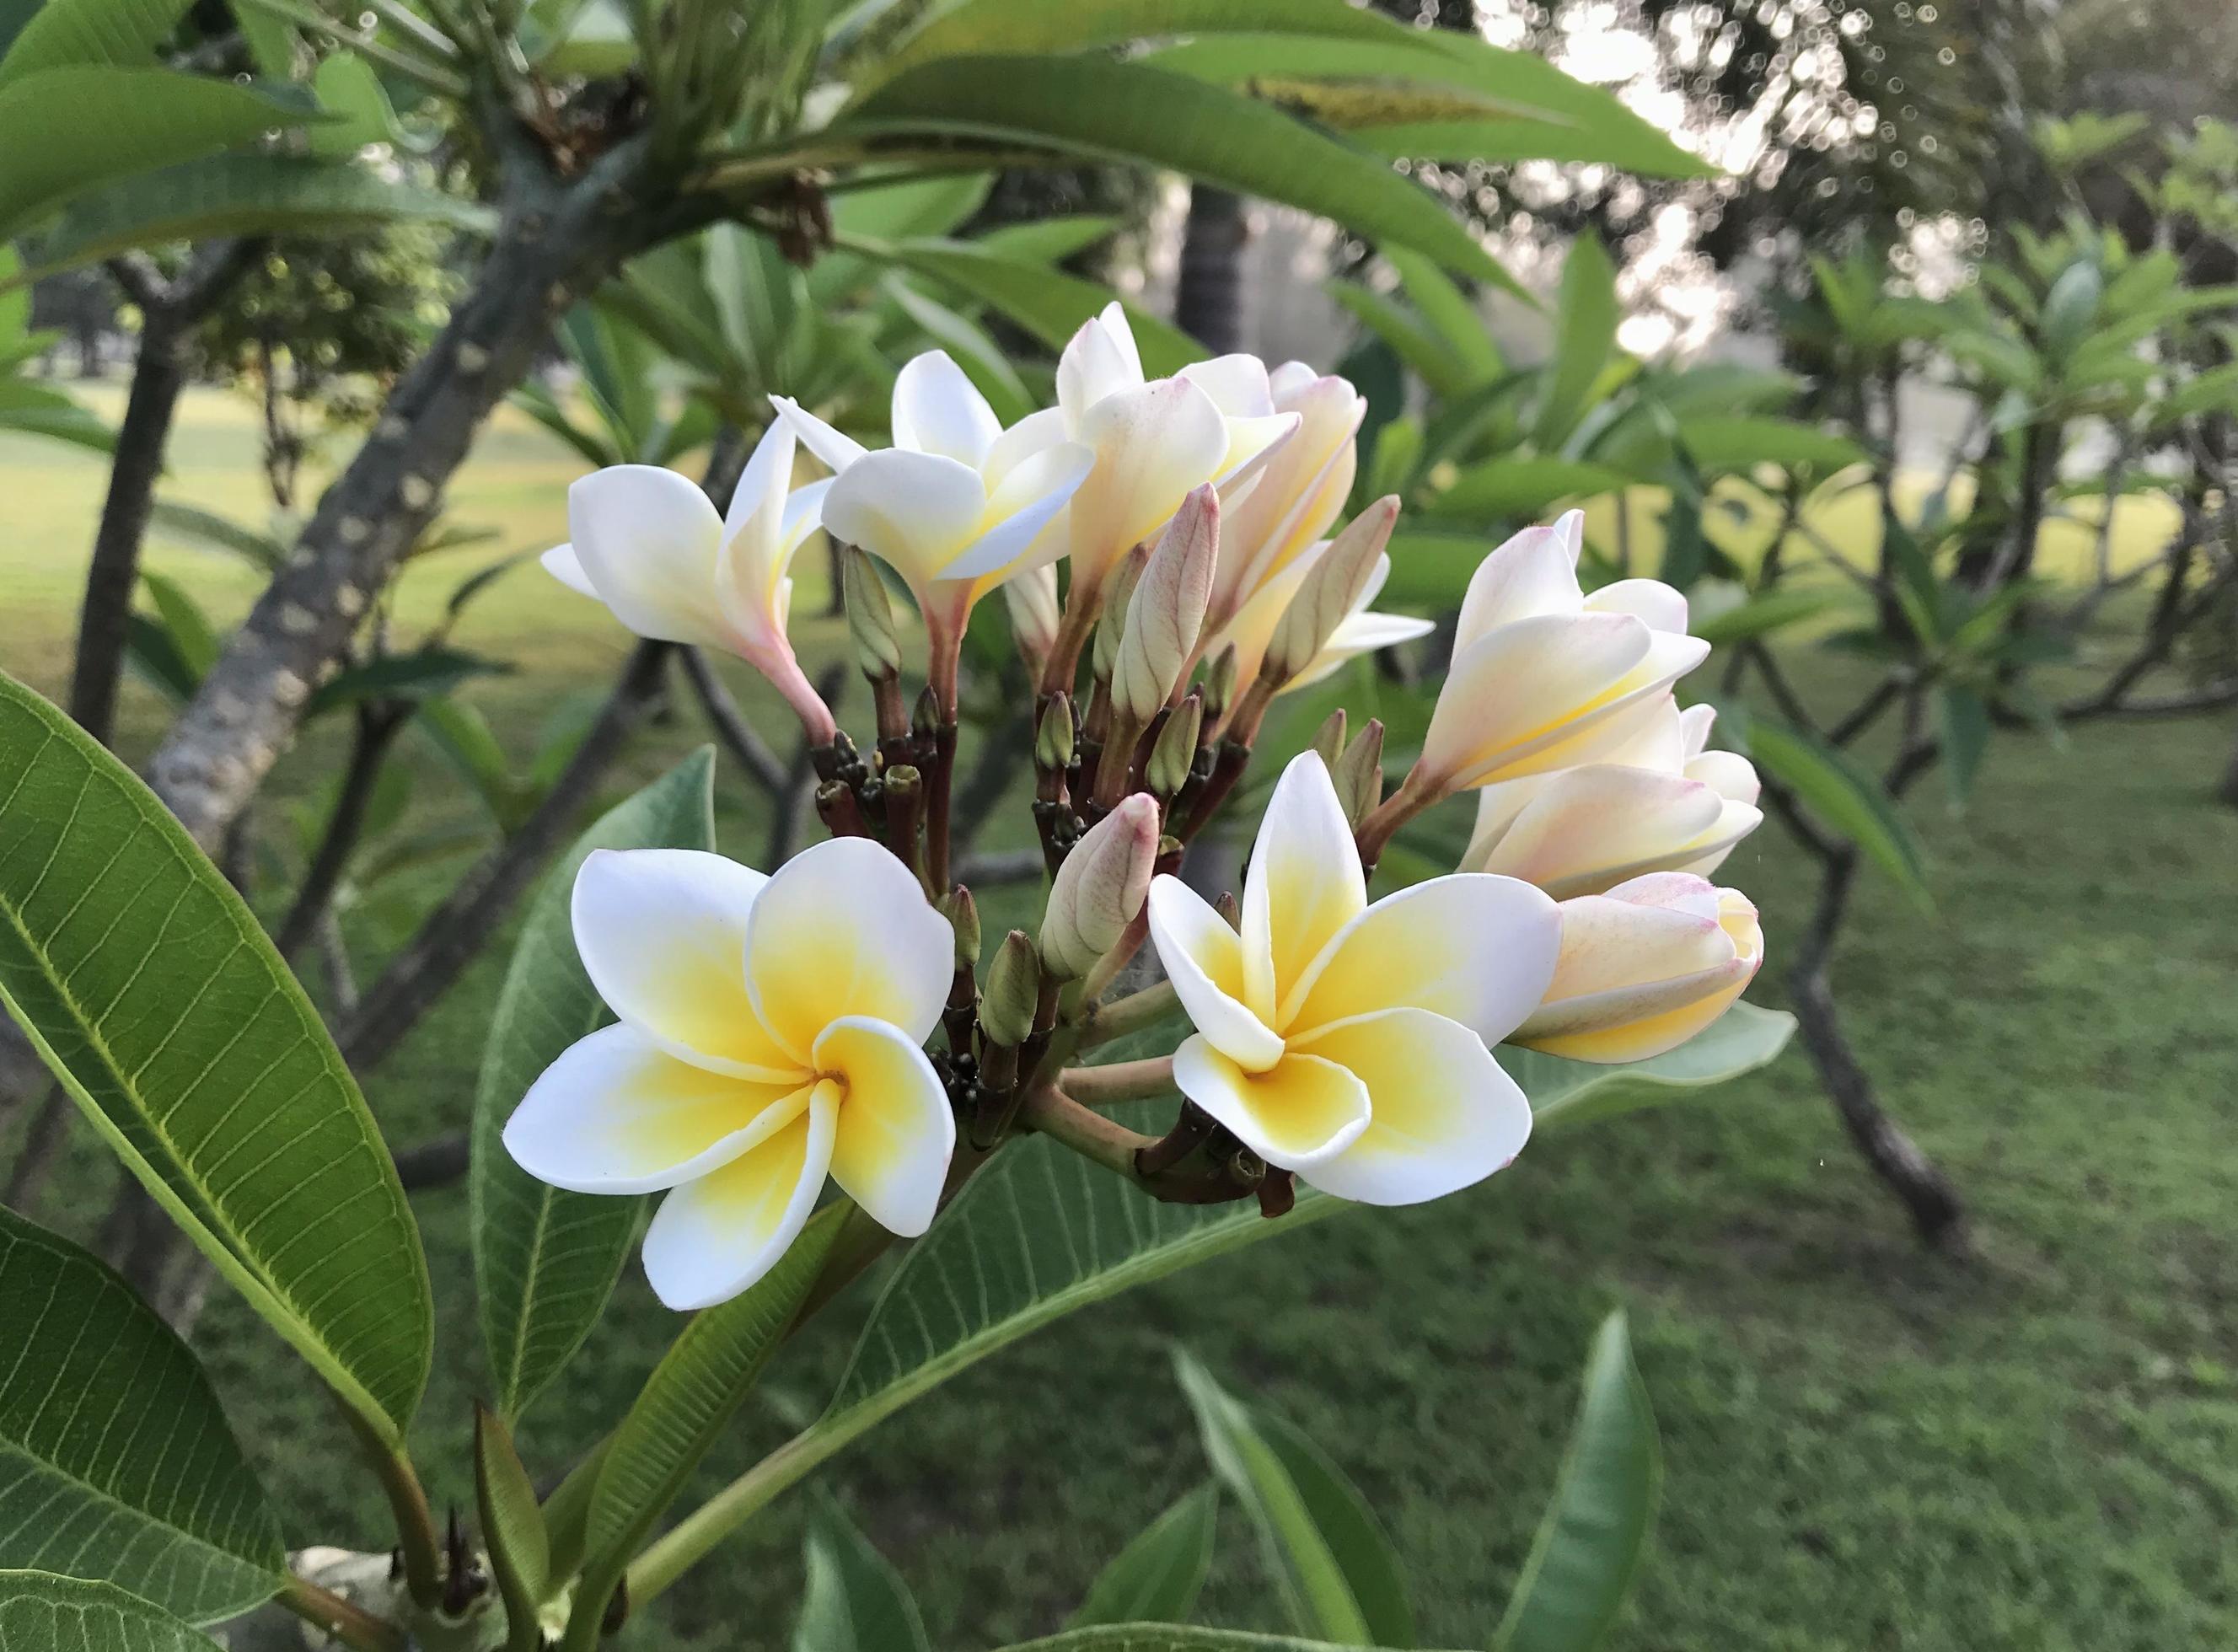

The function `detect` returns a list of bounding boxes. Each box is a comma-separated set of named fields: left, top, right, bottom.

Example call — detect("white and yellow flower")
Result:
left=503, top=838, right=955, bottom=1310
left=1146, top=752, right=1559, bottom=1204
left=542, top=421, right=835, bottom=738
left=1201, top=362, right=1366, bottom=638
left=1210, top=536, right=1432, bottom=697
left=1513, top=872, right=1763, bottom=1064
left=1416, top=511, right=1709, bottom=791
left=1461, top=700, right=1763, bottom=898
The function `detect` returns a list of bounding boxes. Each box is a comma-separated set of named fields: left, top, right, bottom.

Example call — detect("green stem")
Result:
left=1060, top=1055, right=1177, bottom=1106
left=625, top=1429, right=832, bottom=1606
left=1076, top=979, right=1179, bottom=1050
left=277, top=1574, right=407, bottom=1652
left=1017, top=1082, right=1156, bottom=1177
left=342, top=1408, right=444, bottom=1612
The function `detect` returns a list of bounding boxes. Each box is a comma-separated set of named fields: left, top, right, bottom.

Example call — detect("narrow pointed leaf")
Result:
left=0, top=1574, right=223, bottom=1652
left=1069, top=1487, right=1219, bottom=1630
left=0, top=673, right=432, bottom=1445
left=472, top=748, right=718, bottom=1424
left=791, top=1493, right=931, bottom=1652
left=1532, top=233, right=1618, bottom=451
left=1004, top=1634, right=1390, bottom=1652
left=0, top=1208, right=282, bottom=1623
left=475, top=1405, right=550, bottom=1631
left=0, top=0, right=194, bottom=87
left=1494, top=1312, right=1661, bottom=1652
left=1736, top=716, right=1931, bottom=904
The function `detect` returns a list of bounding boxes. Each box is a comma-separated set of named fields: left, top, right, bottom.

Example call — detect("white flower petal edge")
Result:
left=1290, top=1009, right=1532, bottom=1205
left=1171, top=1035, right=1371, bottom=1170
left=564, top=464, right=730, bottom=649
left=814, top=1016, right=954, bottom=1239
left=1241, top=752, right=1366, bottom=1023
left=1146, top=877, right=1285, bottom=1072
left=640, top=1082, right=839, bottom=1311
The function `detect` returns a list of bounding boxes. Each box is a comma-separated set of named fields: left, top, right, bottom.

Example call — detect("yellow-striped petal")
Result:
left=640, top=1080, right=838, bottom=1309
left=1291, top=1008, right=1531, bottom=1205
left=1242, top=753, right=1366, bottom=1027
left=1171, top=1035, right=1371, bottom=1172
left=1146, top=875, right=1285, bottom=1072
left=816, top=1016, right=955, bottom=1238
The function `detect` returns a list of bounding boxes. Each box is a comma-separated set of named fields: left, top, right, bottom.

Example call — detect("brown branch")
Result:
left=676, top=645, right=787, bottom=792
left=271, top=703, right=411, bottom=961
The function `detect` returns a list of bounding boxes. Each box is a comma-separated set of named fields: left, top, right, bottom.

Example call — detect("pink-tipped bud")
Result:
left=1039, top=792, right=1160, bottom=979
left=1263, top=495, right=1399, bottom=685
left=1113, top=485, right=1218, bottom=723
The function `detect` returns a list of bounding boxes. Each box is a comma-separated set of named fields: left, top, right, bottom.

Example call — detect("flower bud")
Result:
left=1036, top=693, right=1076, bottom=770
left=1214, top=889, right=1242, bottom=930
left=1513, top=872, right=1763, bottom=1064
left=1113, top=485, right=1218, bottom=725
left=1146, top=694, right=1204, bottom=800
left=1201, top=643, right=1238, bottom=719
left=1092, top=543, right=1151, bottom=684
left=1331, top=718, right=1384, bottom=827
left=981, top=930, right=1041, bottom=1048
left=843, top=546, right=901, bottom=681
left=912, top=684, right=940, bottom=740
left=1310, top=708, right=1347, bottom=771
left=1039, top=792, right=1159, bottom=979
left=1261, top=496, right=1399, bottom=685
left=1003, top=562, right=1061, bottom=680
left=942, top=884, right=980, bottom=968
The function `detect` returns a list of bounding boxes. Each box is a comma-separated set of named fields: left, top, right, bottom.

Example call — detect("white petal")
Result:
left=939, top=440, right=1096, bottom=583
left=743, top=836, right=953, bottom=1061
left=1179, top=353, right=1276, bottom=417
left=1067, top=378, right=1228, bottom=589
left=717, top=422, right=802, bottom=641
left=572, top=849, right=797, bottom=1079
left=1056, top=301, right=1144, bottom=422
left=1454, top=523, right=1586, bottom=646
left=1473, top=766, right=1728, bottom=899
left=1171, top=1035, right=1370, bottom=1172
left=1677, top=702, right=1718, bottom=761
left=641, top=1082, right=837, bottom=1310
left=821, top=448, right=990, bottom=591
left=891, top=351, right=1002, bottom=466
left=1422, top=612, right=1652, bottom=787
left=505, top=1025, right=812, bottom=1193
left=1146, top=876, right=1285, bottom=1072
left=1242, top=754, right=1366, bottom=1027
left=566, top=465, right=729, bottom=648
left=1292, top=1008, right=1531, bottom=1206
left=541, top=543, right=599, bottom=598
left=1287, top=874, right=1559, bottom=1043
left=983, top=406, right=1073, bottom=491
left=1687, top=748, right=1761, bottom=807
left=1585, top=577, right=1690, bottom=634
left=1283, top=609, right=1437, bottom=692
left=770, top=394, right=867, bottom=474
left=816, top=1016, right=954, bottom=1238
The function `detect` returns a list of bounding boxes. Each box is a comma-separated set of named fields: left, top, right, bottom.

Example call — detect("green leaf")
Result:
left=0, top=1573, right=223, bottom=1652
left=584, top=1202, right=848, bottom=1566
left=123, top=614, right=200, bottom=704
left=475, top=1404, right=550, bottom=1633
left=0, top=1206, right=283, bottom=1623
left=1687, top=587, right=1849, bottom=648
left=883, top=275, right=1034, bottom=426
left=1935, top=685, right=1989, bottom=813
left=1493, top=1312, right=1661, bottom=1652
left=1501, top=1001, right=1796, bottom=1134
left=1375, top=530, right=1494, bottom=612
left=1739, top=715, right=1933, bottom=904
left=303, top=645, right=507, bottom=721
left=872, top=237, right=1203, bottom=376
left=147, top=499, right=287, bottom=570
left=790, top=1493, right=931, bottom=1652
left=1328, top=282, right=1473, bottom=400
left=0, top=673, right=432, bottom=1446
left=973, top=214, right=1120, bottom=265
left=0, top=0, right=192, bottom=87
left=0, top=68, right=318, bottom=243
left=1069, top=1487, right=1219, bottom=1630
left=473, top=749, right=717, bottom=1423
left=137, top=569, right=218, bottom=680
left=846, top=56, right=1508, bottom=287
left=1676, top=416, right=1864, bottom=479
left=830, top=169, right=994, bottom=244
left=1426, top=457, right=1629, bottom=523
left=1532, top=233, right=1618, bottom=451
left=306, top=53, right=399, bottom=158
left=537, top=1438, right=606, bottom=1600
left=1382, top=244, right=1505, bottom=376
left=1173, top=1352, right=1411, bottom=1647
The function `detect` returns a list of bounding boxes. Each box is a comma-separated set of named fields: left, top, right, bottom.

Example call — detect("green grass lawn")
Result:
left=3, top=389, right=2235, bottom=1649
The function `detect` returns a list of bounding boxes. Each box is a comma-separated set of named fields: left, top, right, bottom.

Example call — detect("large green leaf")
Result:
left=1174, top=1352, right=1413, bottom=1646
left=0, top=673, right=432, bottom=1445
left=1675, top=417, right=1864, bottom=480
left=1382, top=244, right=1505, bottom=379
left=1069, top=1486, right=1219, bottom=1630
left=1328, top=282, right=1475, bottom=400
left=846, top=56, right=1510, bottom=287
left=1426, top=457, right=1629, bottom=523
left=584, top=1203, right=849, bottom=1565
left=790, top=1493, right=931, bottom=1652
left=0, top=0, right=191, bottom=86
left=1493, top=1313, right=1661, bottom=1652
left=870, top=237, right=1203, bottom=377
left=1532, top=233, right=1618, bottom=451
left=473, top=749, right=718, bottom=1424
left=1736, top=716, right=1932, bottom=904
left=1004, top=1631, right=1389, bottom=1651
left=0, top=1207, right=282, bottom=1623
left=19, top=154, right=489, bottom=287
left=0, top=67, right=314, bottom=242
left=1501, top=1001, right=1795, bottom=1134
left=0, top=1573, right=223, bottom=1652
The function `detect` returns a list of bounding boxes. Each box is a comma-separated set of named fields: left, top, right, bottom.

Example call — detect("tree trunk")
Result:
left=144, top=134, right=678, bottom=852
left=1790, top=847, right=1972, bottom=1252
left=1175, top=185, right=1249, bottom=356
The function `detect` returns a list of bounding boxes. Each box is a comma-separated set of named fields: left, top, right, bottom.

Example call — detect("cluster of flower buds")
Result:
left=518, top=304, right=1767, bottom=1307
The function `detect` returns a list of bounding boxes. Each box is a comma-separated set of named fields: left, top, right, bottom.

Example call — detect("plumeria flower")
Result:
left=1146, top=752, right=1559, bottom=1204
left=773, top=351, right=1094, bottom=699
left=1209, top=543, right=1433, bottom=696
left=1200, top=362, right=1366, bottom=639
left=1415, top=510, right=1709, bottom=791
left=543, top=421, right=836, bottom=739
left=503, top=838, right=955, bottom=1310
left=1513, top=872, right=1763, bottom=1064
left=1461, top=700, right=1763, bottom=897
left=1000, top=304, right=1298, bottom=608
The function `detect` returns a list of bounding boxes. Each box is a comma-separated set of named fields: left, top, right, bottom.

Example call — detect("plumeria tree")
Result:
left=0, top=305, right=1795, bottom=1648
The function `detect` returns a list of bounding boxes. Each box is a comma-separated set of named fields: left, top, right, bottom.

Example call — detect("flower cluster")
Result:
left=518, top=305, right=1764, bottom=1307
